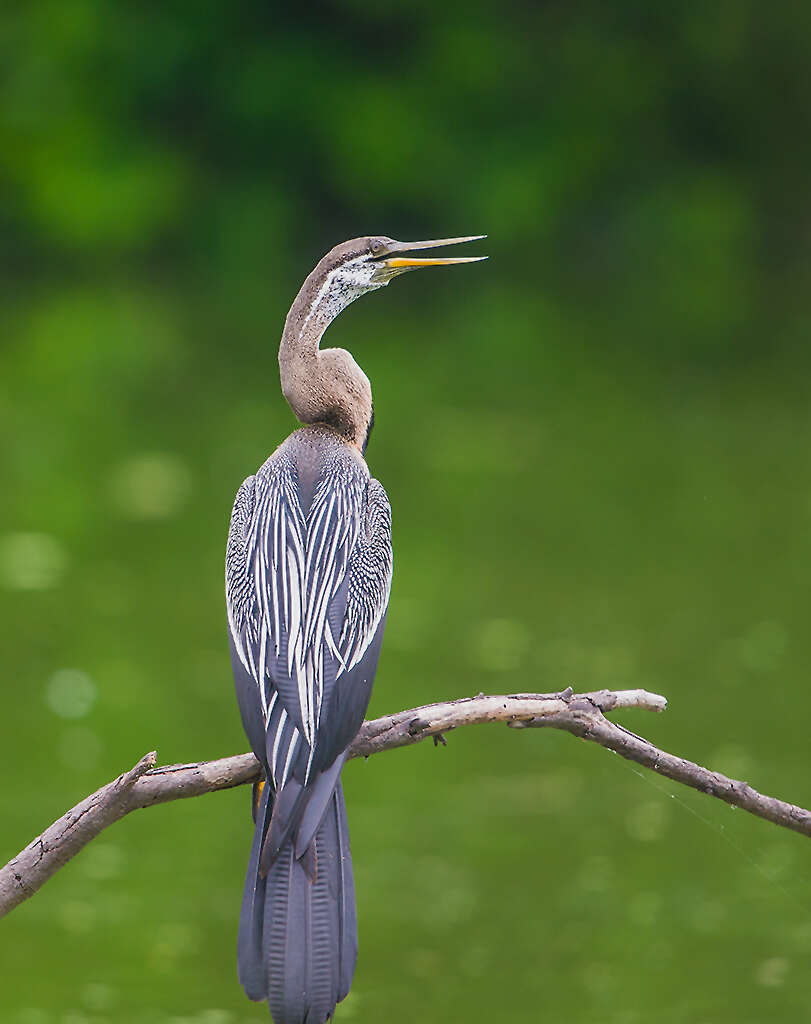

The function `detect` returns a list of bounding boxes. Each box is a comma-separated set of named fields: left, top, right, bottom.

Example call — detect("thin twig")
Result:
left=1, top=688, right=807, bottom=922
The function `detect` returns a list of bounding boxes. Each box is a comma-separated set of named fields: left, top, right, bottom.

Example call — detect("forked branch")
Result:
left=1, top=687, right=808, bottom=922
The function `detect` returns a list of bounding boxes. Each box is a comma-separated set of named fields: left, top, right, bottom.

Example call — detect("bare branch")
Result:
left=1, top=687, right=808, bottom=922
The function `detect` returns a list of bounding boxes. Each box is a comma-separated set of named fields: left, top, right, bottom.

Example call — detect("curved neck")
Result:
left=278, top=268, right=373, bottom=452
left=280, top=275, right=337, bottom=361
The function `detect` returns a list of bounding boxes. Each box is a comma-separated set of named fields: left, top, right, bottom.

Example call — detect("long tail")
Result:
left=238, top=779, right=358, bottom=1023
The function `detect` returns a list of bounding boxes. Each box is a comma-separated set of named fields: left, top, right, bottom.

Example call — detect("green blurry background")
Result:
left=2, top=3, right=810, bottom=1022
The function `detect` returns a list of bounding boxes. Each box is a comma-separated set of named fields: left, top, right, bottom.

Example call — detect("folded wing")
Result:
left=226, top=443, right=392, bottom=808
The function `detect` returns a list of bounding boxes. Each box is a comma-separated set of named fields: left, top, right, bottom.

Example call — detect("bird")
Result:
left=225, top=234, right=486, bottom=1023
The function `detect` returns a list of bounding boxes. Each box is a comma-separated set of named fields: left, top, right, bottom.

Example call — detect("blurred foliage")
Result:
left=1, top=2, right=811, bottom=1022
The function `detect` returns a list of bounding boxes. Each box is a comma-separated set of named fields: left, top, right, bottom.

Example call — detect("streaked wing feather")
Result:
left=226, top=441, right=391, bottom=798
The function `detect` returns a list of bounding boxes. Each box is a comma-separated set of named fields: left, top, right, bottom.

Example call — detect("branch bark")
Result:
left=1, top=687, right=808, bottom=922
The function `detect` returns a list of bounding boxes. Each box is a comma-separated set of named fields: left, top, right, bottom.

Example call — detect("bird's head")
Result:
left=315, top=235, right=488, bottom=296
left=290, top=234, right=487, bottom=328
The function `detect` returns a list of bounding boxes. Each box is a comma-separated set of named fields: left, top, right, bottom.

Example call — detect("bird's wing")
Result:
left=285, top=474, right=392, bottom=860
left=334, top=478, right=393, bottom=677
left=314, top=476, right=393, bottom=768
left=226, top=452, right=392, bottom=794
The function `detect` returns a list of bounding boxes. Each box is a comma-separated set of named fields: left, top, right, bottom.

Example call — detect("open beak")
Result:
left=372, top=235, right=487, bottom=281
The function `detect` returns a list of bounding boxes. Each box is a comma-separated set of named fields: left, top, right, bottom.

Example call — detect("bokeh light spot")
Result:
left=45, top=669, right=97, bottom=719
left=79, top=842, right=124, bottom=882
left=110, top=452, right=191, bottom=520
left=0, top=532, right=67, bottom=591
left=80, top=983, right=116, bottom=1012
left=16, top=1011, right=49, bottom=1024
left=755, top=957, right=789, bottom=987
left=625, top=800, right=668, bottom=842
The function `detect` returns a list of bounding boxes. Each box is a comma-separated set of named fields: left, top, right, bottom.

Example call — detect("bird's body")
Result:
left=226, top=424, right=390, bottom=1021
left=225, top=234, right=484, bottom=1022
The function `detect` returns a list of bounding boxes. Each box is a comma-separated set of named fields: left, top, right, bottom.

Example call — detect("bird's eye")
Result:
left=370, top=239, right=384, bottom=256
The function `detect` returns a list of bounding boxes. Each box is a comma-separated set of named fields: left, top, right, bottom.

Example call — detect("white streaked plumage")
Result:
left=225, top=431, right=392, bottom=789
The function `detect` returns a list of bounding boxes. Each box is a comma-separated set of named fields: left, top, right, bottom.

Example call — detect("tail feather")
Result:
left=240, top=778, right=357, bottom=1023
left=238, top=781, right=271, bottom=1001
left=295, top=752, right=348, bottom=860
left=332, top=782, right=357, bottom=1002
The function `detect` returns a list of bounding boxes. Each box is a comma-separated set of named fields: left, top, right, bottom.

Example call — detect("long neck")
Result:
left=278, top=267, right=373, bottom=452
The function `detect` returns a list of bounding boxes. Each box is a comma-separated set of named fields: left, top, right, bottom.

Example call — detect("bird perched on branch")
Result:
left=225, top=234, right=486, bottom=1022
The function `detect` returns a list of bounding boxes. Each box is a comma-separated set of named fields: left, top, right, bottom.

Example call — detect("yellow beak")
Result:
left=384, top=255, right=487, bottom=269
left=372, top=234, right=487, bottom=280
